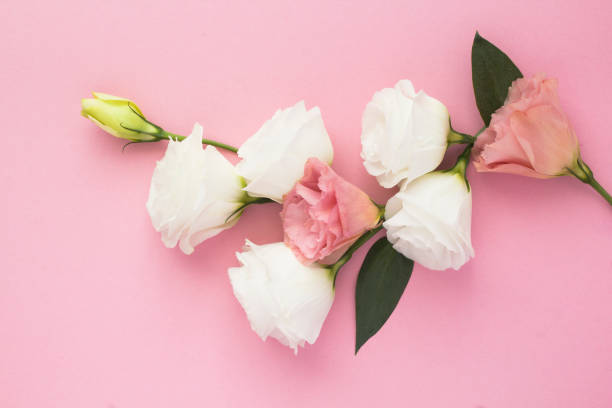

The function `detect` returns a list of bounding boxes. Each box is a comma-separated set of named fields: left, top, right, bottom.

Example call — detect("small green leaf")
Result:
left=355, top=238, right=414, bottom=354
left=471, top=32, right=523, bottom=125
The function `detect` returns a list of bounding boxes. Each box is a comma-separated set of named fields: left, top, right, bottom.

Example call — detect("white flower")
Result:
left=146, top=123, right=246, bottom=255
left=361, top=80, right=450, bottom=188
left=383, top=171, right=474, bottom=270
left=228, top=240, right=335, bottom=354
left=236, top=101, right=334, bottom=202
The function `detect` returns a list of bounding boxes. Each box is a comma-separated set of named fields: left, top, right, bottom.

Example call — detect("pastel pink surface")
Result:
left=1, top=1, right=611, bottom=407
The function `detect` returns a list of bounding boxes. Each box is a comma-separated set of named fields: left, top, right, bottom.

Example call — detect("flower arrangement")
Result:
left=81, top=33, right=610, bottom=354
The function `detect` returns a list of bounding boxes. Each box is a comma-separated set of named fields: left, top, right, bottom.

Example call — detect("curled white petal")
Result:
left=236, top=101, right=334, bottom=202
left=228, top=241, right=334, bottom=354
left=146, top=123, right=245, bottom=254
left=383, top=172, right=474, bottom=270
left=361, top=80, right=450, bottom=188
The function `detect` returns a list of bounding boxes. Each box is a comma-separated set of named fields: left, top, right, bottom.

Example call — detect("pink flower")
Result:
left=473, top=74, right=580, bottom=178
left=281, top=158, right=381, bottom=264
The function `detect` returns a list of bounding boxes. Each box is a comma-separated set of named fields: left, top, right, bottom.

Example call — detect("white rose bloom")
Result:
left=361, top=80, right=450, bottom=188
left=236, top=101, right=334, bottom=202
left=147, top=123, right=246, bottom=255
left=228, top=240, right=335, bottom=354
left=383, top=171, right=474, bottom=270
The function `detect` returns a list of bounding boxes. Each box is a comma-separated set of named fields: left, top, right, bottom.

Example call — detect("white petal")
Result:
left=383, top=172, right=474, bottom=270
left=146, top=123, right=245, bottom=254
left=236, top=102, right=333, bottom=202
left=361, top=80, right=450, bottom=188
left=228, top=241, right=335, bottom=354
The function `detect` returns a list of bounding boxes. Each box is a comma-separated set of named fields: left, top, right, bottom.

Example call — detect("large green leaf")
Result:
left=471, top=32, right=523, bottom=125
left=355, top=238, right=414, bottom=354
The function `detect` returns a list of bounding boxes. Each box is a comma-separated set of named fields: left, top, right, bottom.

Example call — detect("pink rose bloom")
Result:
left=473, top=74, right=580, bottom=178
left=282, top=158, right=381, bottom=264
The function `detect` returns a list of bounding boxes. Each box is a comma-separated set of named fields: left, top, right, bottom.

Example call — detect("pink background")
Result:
left=2, top=0, right=611, bottom=406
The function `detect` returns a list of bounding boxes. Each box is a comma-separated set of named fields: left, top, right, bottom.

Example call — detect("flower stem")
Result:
left=446, top=125, right=484, bottom=190
left=587, top=177, right=612, bottom=205
left=224, top=196, right=275, bottom=223
left=328, top=225, right=383, bottom=285
left=162, top=131, right=239, bottom=153
left=449, top=144, right=472, bottom=176
left=567, top=157, right=612, bottom=206
left=445, top=144, right=473, bottom=192
left=447, top=129, right=476, bottom=145
left=473, top=125, right=486, bottom=139
left=448, top=124, right=486, bottom=145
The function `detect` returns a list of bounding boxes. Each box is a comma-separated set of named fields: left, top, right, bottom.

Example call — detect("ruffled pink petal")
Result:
left=334, top=177, right=380, bottom=238
left=510, top=107, right=577, bottom=176
left=472, top=74, right=579, bottom=179
left=281, top=157, right=380, bottom=264
left=473, top=159, right=550, bottom=179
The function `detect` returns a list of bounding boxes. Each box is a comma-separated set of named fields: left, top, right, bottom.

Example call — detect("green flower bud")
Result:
left=81, top=92, right=162, bottom=141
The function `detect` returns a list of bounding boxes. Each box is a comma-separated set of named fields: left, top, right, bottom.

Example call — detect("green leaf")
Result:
left=355, top=238, right=414, bottom=354
left=471, top=31, right=523, bottom=125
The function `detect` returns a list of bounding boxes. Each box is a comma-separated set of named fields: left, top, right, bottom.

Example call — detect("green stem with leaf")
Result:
left=328, top=225, right=384, bottom=285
